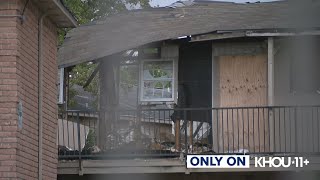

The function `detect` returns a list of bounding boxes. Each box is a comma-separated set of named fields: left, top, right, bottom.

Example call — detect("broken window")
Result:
left=140, top=60, right=175, bottom=101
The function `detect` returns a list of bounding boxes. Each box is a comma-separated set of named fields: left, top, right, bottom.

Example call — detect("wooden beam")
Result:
left=175, top=120, right=181, bottom=151
left=189, top=120, right=193, bottom=147
left=191, top=32, right=246, bottom=42
left=246, top=31, right=320, bottom=37
left=268, top=37, right=275, bottom=152
left=98, top=57, right=120, bottom=150
left=192, top=30, right=320, bottom=43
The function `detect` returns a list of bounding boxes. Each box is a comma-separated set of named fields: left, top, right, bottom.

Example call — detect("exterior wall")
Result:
left=0, top=0, right=58, bottom=179
left=272, top=36, right=320, bottom=153
left=274, top=36, right=320, bottom=106
left=0, top=1, right=20, bottom=179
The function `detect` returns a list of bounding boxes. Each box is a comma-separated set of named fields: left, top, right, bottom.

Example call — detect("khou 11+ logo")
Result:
left=254, top=157, right=310, bottom=168
left=186, top=155, right=310, bottom=169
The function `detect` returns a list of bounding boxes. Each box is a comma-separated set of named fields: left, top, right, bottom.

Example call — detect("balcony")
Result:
left=57, top=105, right=320, bottom=174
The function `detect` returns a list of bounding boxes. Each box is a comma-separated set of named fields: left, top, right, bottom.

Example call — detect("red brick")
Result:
left=0, top=143, right=17, bottom=149
left=1, top=91, right=17, bottom=97
left=0, top=108, right=11, bottom=113
left=0, top=172, right=17, bottom=178
left=0, top=114, right=16, bottom=120
left=0, top=103, right=16, bottom=108
left=2, top=79, right=17, bottom=85
left=0, top=167, right=11, bottom=172
left=0, top=149, right=16, bottom=155
left=0, top=96, right=18, bottom=102
left=0, top=160, right=16, bottom=166
left=1, top=67, right=16, bottom=73
left=1, top=138, right=17, bottom=143
left=0, top=155, right=14, bottom=161
left=0, top=132, right=17, bottom=137
left=0, top=62, right=16, bottom=67
left=0, top=73, right=16, bottom=79
left=0, top=50, right=18, bottom=56
left=0, top=85, right=17, bottom=91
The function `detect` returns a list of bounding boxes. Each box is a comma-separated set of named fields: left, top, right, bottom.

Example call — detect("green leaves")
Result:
left=62, top=0, right=150, bottom=24
left=68, top=63, right=99, bottom=109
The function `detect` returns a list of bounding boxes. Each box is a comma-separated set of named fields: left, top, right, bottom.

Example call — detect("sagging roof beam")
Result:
left=245, top=30, right=320, bottom=37
left=191, top=30, right=320, bottom=42
left=191, top=31, right=246, bottom=42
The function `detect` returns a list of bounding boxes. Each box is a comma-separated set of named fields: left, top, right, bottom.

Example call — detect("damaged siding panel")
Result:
left=213, top=41, right=267, bottom=57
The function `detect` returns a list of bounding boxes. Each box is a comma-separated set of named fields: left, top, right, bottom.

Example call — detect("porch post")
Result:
left=189, top=118, right=193, bottom=149
left=175, top=120, right=181, bottom=151
left=268, top=37, right=275, bottom=152
left=98, top=56, right=120, bottom=151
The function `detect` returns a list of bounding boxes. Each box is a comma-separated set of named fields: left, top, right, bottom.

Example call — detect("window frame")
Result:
left=139, top=58, right=176, bottom=102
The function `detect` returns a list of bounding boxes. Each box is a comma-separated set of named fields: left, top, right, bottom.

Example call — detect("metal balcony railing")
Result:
left=57, top=106, right=320, bottom=160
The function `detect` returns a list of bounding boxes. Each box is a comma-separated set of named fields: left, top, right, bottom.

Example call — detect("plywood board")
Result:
left=213, top=54, right=269, bottom=153
left=218, top=54, right=267, bottom=107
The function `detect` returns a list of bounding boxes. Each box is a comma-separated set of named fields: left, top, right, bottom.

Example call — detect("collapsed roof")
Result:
left=58, top=1, right=320, bottom=68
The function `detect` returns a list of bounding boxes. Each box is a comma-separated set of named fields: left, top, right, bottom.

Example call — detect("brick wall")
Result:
left=0, top=0, right=58, bottom=179
left=0, top=0, right=20, bottom=179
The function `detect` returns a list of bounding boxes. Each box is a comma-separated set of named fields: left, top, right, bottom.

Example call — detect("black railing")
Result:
left=58, top=106, right=320, bottom=160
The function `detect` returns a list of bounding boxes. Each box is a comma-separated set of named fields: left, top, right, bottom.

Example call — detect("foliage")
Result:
left=69, top=63, right=99, bottom=94
left=120, top=65, right=139, bottom=89
left=68, top=63, right=99, bottom=109
left=83, top=129, right=97, bottom=152
left=63, top=0, right=150, bottom=24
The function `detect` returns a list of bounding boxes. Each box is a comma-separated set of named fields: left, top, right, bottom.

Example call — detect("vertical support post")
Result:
left=189, top=117, right=193, bottom=150
left=98, top=56, right=120, bottom=150
left=268, top=37, right=274, bottom=106
left=175, top=119, right=181, bottom=151
left=294, top=107, right=298, bottom=153
left=184, top=110, right=188, bottom=155
left=76, top=112, right=83, bottom=175
left=211, top=46, right=219, bottom=153
left=211, top=46, right=215, bottom=150
left=268, top=37, right=275, bottom=152
left=135, top=106, right=142, bottom=148
left=98, top=61, right=107, bottom=150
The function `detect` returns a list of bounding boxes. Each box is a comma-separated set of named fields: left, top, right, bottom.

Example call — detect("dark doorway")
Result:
left=177, top=42, right=212, bottom=124
left=178, top=42, right=212, bottom=109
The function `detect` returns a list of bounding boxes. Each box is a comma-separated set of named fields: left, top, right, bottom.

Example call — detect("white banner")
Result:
left=186, top=155, right=250, bottom=168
